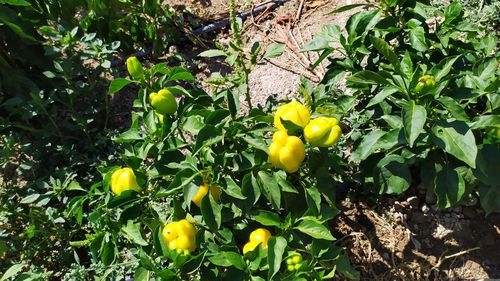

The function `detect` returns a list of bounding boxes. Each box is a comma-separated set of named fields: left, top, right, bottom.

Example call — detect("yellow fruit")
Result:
left=249, top=228, right=271, bottom=248
left=292, top=255, right=302, bottom=264
left=243, top=241, right=259, bottom=254
left=304, top=117, right=342, bottom=147
left=162, top=220, right=197, bottom=252
left=274, top=100, right=310, bottom=131
left=268, top=131, right=305, bottom=173
left=126, top=56, right=144, bottom=80
left=149, top=89, right=177, bottom=115
left=192, top=183, right=222, bottom=207
left=110, top=167, right=142, bottom=195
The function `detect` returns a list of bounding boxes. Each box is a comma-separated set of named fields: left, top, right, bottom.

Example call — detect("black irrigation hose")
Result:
left=192, top=0, right=290, bottom=35
left=109, top=0, right=290, bottom=69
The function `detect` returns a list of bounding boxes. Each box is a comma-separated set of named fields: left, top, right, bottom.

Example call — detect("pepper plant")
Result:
left=65, top=57, right=359, bottom=280
left=302, top=0, right=499, bottom=213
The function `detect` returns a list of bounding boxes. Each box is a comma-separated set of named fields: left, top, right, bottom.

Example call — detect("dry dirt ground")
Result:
left=148, top=0, right=500, bottom=279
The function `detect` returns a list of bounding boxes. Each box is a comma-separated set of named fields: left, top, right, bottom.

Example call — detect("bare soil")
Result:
left=158, top=0, right=500, bottom=279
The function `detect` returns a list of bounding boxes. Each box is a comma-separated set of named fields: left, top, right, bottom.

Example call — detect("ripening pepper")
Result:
left=268, top=130, right=306, bottom=173
left=162, top=219, right=197, bottom=253
left=126, top=56, right=144, bottom=80
left=242, top=228, right=272, bottom=254
left=414, top=75, right=436, bottom=94
left=111, top=167, right=142, bottom=195
left=192, top=183, right=222, bottom=207
left=274, top=100, right=311, bottom=131
left=286, top=253, right=303, bottom=271
left=149, top=89, right=177, bottom=115
left=304, top=117, right=342, bottom=147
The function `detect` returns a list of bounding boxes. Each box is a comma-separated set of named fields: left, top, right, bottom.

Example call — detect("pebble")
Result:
left=421, top=204, right=430, bottom=213
left=406, top=196, right=419, bottom=208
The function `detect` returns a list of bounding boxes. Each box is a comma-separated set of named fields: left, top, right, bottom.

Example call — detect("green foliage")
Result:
left=305, top=0, right=499, bottom=212
left=70, top=60, right=352, bottom=280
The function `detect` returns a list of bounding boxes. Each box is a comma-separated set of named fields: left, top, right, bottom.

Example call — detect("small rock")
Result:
left=463, top=207, right=477, bottom=219
left=421, top=204, right=430, bottom=214
left=406, top=196, right=419, bottom=208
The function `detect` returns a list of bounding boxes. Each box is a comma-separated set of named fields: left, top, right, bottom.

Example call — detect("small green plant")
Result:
left=304, top=0, right=499, bottom=213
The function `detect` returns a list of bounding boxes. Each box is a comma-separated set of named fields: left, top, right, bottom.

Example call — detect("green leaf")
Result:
left=121, top=221, right=149, bottom=246
left=251, top=210, right=282, bottom=227
left=263, top=43, right=286, bottom=59
left=294, top=220, right=335, bottom=240
left=347, top=70, right=391, bottom=85
left=267, top=236, right=287, bottom=280
left=108, top=78, right=134, bottom=95
left=101, top=237, right=117, bottom=266
left=336, top=254, right=360, bottom=280
left=198, top=49, right=226, bottom=58
left=432, top=56, right=460, bottom=82
left=370, top=36, right=401, bottom=71
left=478, top=183, right=500, bottom=215
left=474, top=144, right=500, bottom=186
left=431, top=120, right=478, bottom=168
left=0, top=0, right=30, bottom=6
left=329, top=3, right=371, bottom=13
left=168, top=67, right=195, bottom=82
left=402, top=100, right=427, bottom=147
left=367, top=87, right=399, bottom=107
left=0, top=263, right=25, bottom=281
left=134, top=267, right=150, bottom=281
left=409, top=26, right=427, bottom=52
left=375, top=155, right=411, bottom=194
left=437, top=96, right=468, bottom=121
left=224, top=177, right=247, bottom=200
left=257, top=171, right=281, bottom=210
left=434, top=166, right=465, bottom=209
left=401, top=51, right=413, bottom=80
left=351, top=130, right=386, bottom=162
left=20, top=193, right=39, bottom=204
left=200, top=192, right=222, bottom=232
left=444, top=1, right=462, bottom=25
left=208, top=252, right=246, bottom=270
left=193, top=125, right=224, bottom=154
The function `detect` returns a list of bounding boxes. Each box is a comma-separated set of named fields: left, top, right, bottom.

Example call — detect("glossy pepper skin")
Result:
left=414, top=75, right=436, bottom=94
left=268, top=130, right=306, bottom=173
left=162, top=219, right=196, bottom=253
left=242, top=228, right=272, bottom=254
left=304, top=117, right=342, bottom=147
left=192, top=183, right=222, bottom=207
left=110, top=167, right=142, bottom=195
left=286, top=253, right=303, bottom=271
left=149, top=89, right=177, bottom=115
left=274, top=100, right=310, bottom=131
left=126, top=56, right=144, bottom=80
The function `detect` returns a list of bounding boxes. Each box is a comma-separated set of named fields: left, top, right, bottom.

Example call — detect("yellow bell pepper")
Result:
left=242, top=228, right=272, bottom=254
left=149, top=89, right=177, bottom=115
left=268, top=130, right=305, bottom=173
left=414, top=75, right=436, bottom=94
left=274, top=100, right=310, bottom=131
left=192, top=183, right=222, bottom=207
left=162, top=219, right=196, bottom=253
left=110, top=167, right=142, bottom=195
left=304, top=117, right=342, bottom=147
left=126, top=56, right=144, bottom=80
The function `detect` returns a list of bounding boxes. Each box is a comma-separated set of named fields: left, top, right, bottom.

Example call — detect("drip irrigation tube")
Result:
left=110, top=0, right=290, bottom=68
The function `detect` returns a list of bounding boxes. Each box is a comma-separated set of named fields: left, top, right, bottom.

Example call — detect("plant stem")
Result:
left=229, top=0, right=252, bottom=110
